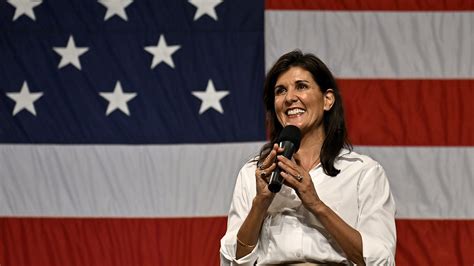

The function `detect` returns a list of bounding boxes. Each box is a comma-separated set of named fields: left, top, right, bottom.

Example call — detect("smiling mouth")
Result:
left=286, top=108, right=305, bottom=117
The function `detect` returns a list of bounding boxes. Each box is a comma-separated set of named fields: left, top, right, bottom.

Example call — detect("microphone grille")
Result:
left=276, top=125, right=301, bottom=152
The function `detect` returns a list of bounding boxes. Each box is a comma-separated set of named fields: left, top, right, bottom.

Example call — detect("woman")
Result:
left=220, top=50, right=396, bottom=265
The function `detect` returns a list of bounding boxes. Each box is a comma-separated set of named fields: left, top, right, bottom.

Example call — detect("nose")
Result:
left=284, top=87, right=298, bottom=104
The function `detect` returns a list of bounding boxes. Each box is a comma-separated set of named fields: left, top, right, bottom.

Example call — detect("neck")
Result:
left=295, top=127, right=325, bottom=171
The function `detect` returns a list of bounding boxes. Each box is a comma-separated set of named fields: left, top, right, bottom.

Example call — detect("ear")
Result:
left=323, top=89, right=335, bottom=111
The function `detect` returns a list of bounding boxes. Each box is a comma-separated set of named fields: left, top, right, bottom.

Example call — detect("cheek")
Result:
left=274, top=98, right=282, bottom=114
left=274, top=100, right=285, bottom=122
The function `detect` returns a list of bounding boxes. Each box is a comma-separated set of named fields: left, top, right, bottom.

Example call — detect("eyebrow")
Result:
left=295, top=80, right=310, bottom=84
left=275, top=79, right=310, bottom=87
left=274, top=79, right=310, bottom=89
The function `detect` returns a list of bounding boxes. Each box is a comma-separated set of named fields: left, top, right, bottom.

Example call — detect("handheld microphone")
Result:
left=268, top=125, right=302, bottom=193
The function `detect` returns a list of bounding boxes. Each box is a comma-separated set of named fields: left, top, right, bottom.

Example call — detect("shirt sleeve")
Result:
left=220, top=163, right=259, bottom=266
left=356, top=163, right=397, bottom=265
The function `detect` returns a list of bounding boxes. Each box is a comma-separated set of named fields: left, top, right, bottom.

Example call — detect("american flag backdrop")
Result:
left=0, top=0, right=473, bottom=265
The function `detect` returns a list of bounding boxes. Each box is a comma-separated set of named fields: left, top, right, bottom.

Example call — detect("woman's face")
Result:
left=273, top=66, right=333, bottom=135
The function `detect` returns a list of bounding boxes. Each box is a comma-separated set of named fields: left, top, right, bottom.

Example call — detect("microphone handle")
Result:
left=268, top=141, right=296, bottom=193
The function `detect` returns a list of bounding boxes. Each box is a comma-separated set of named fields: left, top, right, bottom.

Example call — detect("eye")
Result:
left=274, top=86, right=286, bottom=95
left=296, top=83, right=308, bottom=90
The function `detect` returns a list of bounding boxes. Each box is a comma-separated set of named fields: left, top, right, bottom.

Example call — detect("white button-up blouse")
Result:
left=220, top=149, right=396, bottom=265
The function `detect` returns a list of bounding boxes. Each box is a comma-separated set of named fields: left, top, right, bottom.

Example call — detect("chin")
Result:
left=283, top=120, right=303, bottom=128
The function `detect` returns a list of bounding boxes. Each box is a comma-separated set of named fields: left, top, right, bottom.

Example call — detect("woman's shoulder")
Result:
left=337, top=148, right=383, bottom=171
left=336, top=149, right=391, bottom=188
left=240, top=157, right=258, bottom=173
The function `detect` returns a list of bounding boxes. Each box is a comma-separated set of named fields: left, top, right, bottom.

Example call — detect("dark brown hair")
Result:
left=259, top=50, right=351, bottom=176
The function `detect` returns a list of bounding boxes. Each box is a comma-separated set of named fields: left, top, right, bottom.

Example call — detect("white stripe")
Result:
left=1, top=144, right=473, bottom=218
left=265, top=11, right=474, bottom=78
left=0, top=143, right=260, bottom=217
left=354, top=146, right=474, bottom=219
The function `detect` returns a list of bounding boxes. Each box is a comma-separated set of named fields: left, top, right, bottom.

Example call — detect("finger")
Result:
left=277, top=157, right=306, bottom=184
left=277, top=154, right=294, bottom=165
left=266, top=162, right=277, bottom=173
left=277, top=145, right=285, bottom=153
left=280, top=171, right=300, bottom=188
left=277, top=161, right=300, bottom=181
left=277, top=155, right=299, bottom=174
left=271, top=144, right=285, bottom=157
left=259, top=144, right=279, bottom=169
left=258, top=163, right=277, bottom=183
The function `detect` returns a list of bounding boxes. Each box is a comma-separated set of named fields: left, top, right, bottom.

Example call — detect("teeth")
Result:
left=287, top=109, right=305, bottom=115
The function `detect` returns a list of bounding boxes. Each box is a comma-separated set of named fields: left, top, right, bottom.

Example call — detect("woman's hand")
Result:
left=254, top=144, right=282, bottom=202
left=276, top=154, right=323, bottom=210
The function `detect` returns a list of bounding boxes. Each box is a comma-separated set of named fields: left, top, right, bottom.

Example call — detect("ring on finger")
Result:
left=295, top=174, right=303, bottom=182
left=260, top=171, right=266, bottom=178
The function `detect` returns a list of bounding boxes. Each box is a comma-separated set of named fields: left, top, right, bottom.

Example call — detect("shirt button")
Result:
left=295, top=252, right=302, bottom=258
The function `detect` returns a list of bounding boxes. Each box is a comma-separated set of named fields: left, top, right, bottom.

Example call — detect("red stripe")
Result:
left=0, top=217, right=227, bottom=266
left=266, top=0, right=474, bottom=11
left=339, top=79, right=474, bottom=146
left=1, top=217, right=473, bottom=265
left=395, top=219, right=474, bottom=265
